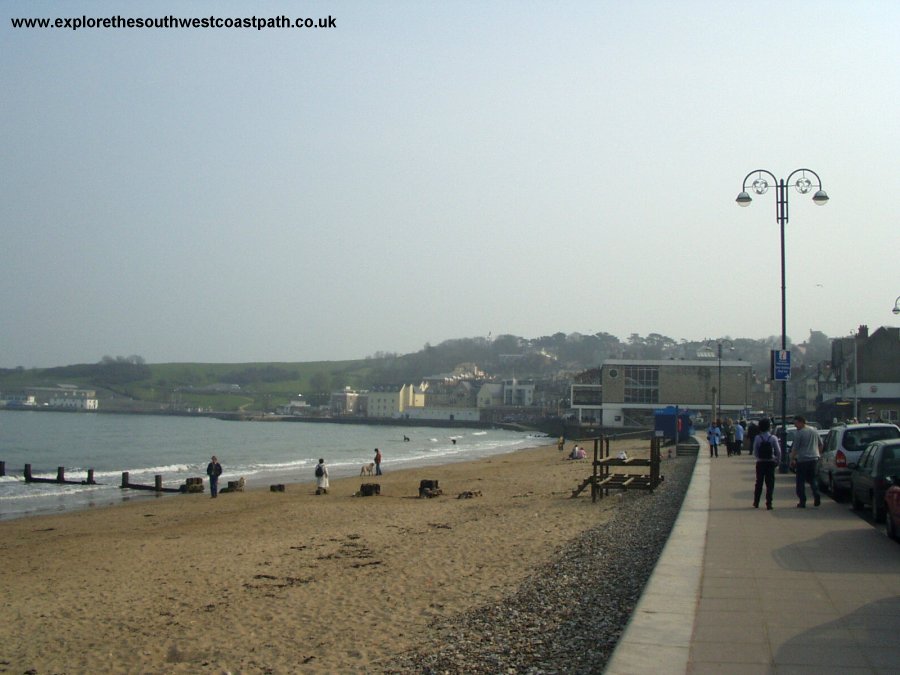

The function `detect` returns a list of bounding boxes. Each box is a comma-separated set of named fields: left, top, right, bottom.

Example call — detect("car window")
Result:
left=883, top=454, right=900, bottom=477
left=843, top=427, right=900, bottom=451
left=859, top=446, right=873, bottom=468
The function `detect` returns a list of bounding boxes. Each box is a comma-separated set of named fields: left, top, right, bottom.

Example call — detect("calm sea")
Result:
left=0, top=410, right=547, bottom=521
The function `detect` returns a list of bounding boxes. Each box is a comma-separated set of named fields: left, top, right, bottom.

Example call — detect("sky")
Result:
left=2, top=0, right=899, bottom=368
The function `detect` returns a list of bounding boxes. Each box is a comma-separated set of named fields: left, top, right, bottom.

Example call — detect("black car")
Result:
left=849, top=439, right=900, bottom=523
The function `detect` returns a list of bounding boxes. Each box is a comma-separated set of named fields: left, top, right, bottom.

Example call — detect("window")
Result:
left=881, top=409, right=898, bottom=422
left=623, top=366, right=659, bottom=404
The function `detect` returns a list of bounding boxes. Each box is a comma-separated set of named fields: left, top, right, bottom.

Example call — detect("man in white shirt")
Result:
left=790, top=415, right=823, bottom=508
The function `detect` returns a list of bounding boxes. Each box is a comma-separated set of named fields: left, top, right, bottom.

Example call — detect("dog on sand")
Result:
left=360, top=462, right=375, bottom=476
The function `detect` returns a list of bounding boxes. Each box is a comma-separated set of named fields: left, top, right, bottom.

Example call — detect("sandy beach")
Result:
left=0, top=439, right=663, bottom=674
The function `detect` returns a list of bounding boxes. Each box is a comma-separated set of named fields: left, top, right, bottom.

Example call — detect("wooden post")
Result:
left=650, top=436, right=660, bottom=490
left=0, top=460, right=5, bottom=477
left=155, top=475, right=163, bottom=491
left=87, top=468, right=95, bottom=484
left=121, top=471, right=129, bottom=488
left=25, top=463, right=33, bottom=482
left=57, top=467, right=65, bottom=483
left=591, top=438, right=599, bottom=503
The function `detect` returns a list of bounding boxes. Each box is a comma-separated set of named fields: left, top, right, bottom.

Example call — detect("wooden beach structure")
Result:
left=571, top=435, right=663, bottom=503
left=120, top=472, right=189, bottom=493
left=5, top=460, right=204, bottom=494
left=22, top=463, right=97, bottom=486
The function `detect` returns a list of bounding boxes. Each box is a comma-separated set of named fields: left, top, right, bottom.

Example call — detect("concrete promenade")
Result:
left=606, top=438, right=900, bottom=674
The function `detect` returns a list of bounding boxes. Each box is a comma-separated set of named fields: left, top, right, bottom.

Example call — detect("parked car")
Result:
left=886, top=476, right=900, bottom=541
left=849, top=439, right=900, bottom=522
left=817, top=423, right=900, bottom=498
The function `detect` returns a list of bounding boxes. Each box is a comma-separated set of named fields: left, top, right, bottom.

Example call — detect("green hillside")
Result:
left=0, top=359, right=379, bottom=412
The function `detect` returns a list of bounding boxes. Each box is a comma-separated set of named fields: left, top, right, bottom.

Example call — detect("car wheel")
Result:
left=829, top=475, right=844, bottom=501
left=888, top=512, right=898, bottom=541
left=873, top=499, right=886, bottom=524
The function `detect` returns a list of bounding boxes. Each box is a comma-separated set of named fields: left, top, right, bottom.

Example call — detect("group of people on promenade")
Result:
left=740, top=415, right=823, bottom=511
left=705, top=415, right=823, bottom=510
left=705, top=418, right=745, bottom=457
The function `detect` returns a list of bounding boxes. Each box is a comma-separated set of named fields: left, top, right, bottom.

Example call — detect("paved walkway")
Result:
left=606, top=439, right=900, bottom=674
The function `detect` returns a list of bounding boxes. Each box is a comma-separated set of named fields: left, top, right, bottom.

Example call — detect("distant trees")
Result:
left=101, top=355, right=145, bottom=365
left=42, top=356, right=151, bottom=385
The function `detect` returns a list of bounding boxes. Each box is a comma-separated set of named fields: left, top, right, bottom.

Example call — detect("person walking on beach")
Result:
left=374, top=448, right=382, bottom=476
left=206, top=455, right=222, bottom=498
left=790, top=415, right=822, bottom=508
left=752, top=418, right=781, bottom=510
left=707, top=420, right=721, bottom=457
left=315, top=458, right=329, bottom=494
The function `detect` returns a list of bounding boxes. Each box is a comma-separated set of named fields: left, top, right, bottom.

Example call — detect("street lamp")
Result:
left=737, top=169, right=829, bottom=472
left=893, top=295, right=900, bottom=315
left=704, top=339, right=734, bottom=422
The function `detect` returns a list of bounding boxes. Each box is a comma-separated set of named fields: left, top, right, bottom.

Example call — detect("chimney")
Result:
left=857, top=325, right=868, bottom=339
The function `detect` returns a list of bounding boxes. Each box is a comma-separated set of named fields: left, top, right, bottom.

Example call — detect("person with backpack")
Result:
left=315, top=458, right=329, bottom=495
left=752, top=418, right=781, bottom=510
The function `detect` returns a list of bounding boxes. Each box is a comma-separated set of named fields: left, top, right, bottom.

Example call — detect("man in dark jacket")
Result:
left=207, top=455, right=223, bottom=498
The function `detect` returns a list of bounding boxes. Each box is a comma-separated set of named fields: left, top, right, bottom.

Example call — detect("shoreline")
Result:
left=0, top=438, right=681, bottom=673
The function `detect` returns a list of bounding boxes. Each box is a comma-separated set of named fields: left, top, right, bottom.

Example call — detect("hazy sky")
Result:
left=3, top=1, right=898, bottom=368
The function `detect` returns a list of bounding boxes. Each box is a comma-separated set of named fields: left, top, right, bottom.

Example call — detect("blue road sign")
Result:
left=772, top=349, right=791, bottom=381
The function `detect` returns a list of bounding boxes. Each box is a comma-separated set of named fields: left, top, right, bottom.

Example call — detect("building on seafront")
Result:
left=572, top=359, right=753, bottom=429
left=1, top=385, right=98, bottom=410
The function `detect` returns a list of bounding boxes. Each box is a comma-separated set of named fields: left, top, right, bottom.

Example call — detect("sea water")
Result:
left=0, top=410, right=547, bottom=521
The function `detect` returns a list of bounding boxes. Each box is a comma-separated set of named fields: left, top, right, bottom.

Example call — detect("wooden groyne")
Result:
left=4, top=461, right=204, bottom=495
left=120, top=471, right=184, bottom=493
left=23, top=463, right=97, bottom=485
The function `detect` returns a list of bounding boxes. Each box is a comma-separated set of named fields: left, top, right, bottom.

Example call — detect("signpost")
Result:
left=772, top=349, right=791, bottom=381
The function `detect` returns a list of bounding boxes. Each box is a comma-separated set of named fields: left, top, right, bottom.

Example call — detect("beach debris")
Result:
left=270, top=484, right=285, bottom=492
left=457, top=490, right=483, bottom=499
left=359, top=483, right=381, bottom=496
left=418, top=479, right=440, bottom=498
left=220, top=477, right=245, bottom=493
left=179, top=477, right=204, bottom=494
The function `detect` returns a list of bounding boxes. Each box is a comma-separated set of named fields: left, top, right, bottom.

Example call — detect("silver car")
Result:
left=817, top=423, right=900, bottom=498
